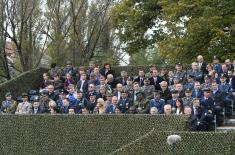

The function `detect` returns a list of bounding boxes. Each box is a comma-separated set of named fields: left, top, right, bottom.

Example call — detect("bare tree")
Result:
left=0, top=0, right=45, bottom=72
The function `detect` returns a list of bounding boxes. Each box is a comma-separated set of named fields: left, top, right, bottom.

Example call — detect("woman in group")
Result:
left=173, top=98, right=184, bottom=115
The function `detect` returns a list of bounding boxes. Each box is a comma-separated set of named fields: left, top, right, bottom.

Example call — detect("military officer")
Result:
left=134, top=91, right=150, bottom=114
left=182, top=88, right=194, bottom=107
left=1, top=92, right=17, bottom=114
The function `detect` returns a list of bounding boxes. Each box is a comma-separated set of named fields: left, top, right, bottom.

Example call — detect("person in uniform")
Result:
left=166, top=90, right=179, bottom=109
left=149, top=90, right=165, bottom=114
left=182, top=88, right=194, bottom=107
left=141, top=78, right=155, bottom=99
left=200, top=88, right=214, bottom=114
left=192, top=81, right=203, bottom=99
left=134, top=91, right=150, bottom=114
left=184, top=75, right=195, bottom=90
left=39, top=90, right=53, bottom=113
left=1, top=92, right=17, bottom=114
left=118, top=90, right=133, bottom=113
left=30, top=95, right=43, bottom=114
left=201, top=75, right=212, bottom=90
left=172, top=62, right=186, bottom=83
left=187, top=62, right=203, bottom=82
left=212, top=56, right=222, bottom=74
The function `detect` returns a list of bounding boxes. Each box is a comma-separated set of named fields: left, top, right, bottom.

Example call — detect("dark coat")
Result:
left=134, top=76, right=145, bottom=87
left=77, top=80, right=89, bottom=93
left=149, top=76, right=164, bottom=90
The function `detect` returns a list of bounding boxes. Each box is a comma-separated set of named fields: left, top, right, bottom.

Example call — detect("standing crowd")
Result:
left=1, top=55, right=235, bottom=130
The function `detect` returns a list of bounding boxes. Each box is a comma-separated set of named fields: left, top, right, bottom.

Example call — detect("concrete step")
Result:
left=216, top=126, right=235, bottom=132
left=224, top=119, right=235, bottom=125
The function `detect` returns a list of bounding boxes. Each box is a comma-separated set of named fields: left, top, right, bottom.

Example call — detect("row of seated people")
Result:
left=0, top=86, right=219, bottom=131
left=42, top=55, right=235, bottom=93
left=1, top=78, right=231, bottom=117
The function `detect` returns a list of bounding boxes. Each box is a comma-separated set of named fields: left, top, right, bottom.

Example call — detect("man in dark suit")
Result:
left=211, top=82, right=226, bottom=107
left=166, top=90, right=178, bottom=109
left=191, top=99, right=203, bottom=119
left=200, top=88, right=214, bottom=114
left=30, top=96, right=43, bottom=114
left=134, top=69, right=145, bottom=87
left=227, top=70, right=235, bottom=91
left=77, top=73, right=89, bottom=93
left=149, top=69, right=164, bottom=90
left=192, top=81, right=203, bottom=99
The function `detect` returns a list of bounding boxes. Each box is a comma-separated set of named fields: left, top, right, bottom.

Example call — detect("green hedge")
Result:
left=0, top=115, right=187, bottom=154
left=0, top=67, right=48, bottom=102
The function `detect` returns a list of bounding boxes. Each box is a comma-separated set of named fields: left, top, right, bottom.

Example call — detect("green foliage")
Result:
left=111, top=0, right=163, bottom=54
left=111, top=0, right=235, bottom=63
left=159, top=0, right=235, bottom=63
left=129, top=46, right=166, bottom=66
left=0, top=67, right=48, bottom=102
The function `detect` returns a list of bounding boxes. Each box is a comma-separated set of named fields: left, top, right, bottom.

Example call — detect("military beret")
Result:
left=5, top=92, right=12, bottom=97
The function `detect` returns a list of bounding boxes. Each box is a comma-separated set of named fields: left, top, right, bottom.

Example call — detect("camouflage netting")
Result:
left=0, top=115, right=187, bottom=154
left=114, top=131, right=235, bottom=155
left=0, top=115, right=234, bottom=155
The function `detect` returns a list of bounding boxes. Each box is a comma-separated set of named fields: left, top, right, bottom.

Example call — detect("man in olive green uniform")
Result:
left=134, top=92, right=150, bottom=114
left=1, top=92, right=17, bottom=114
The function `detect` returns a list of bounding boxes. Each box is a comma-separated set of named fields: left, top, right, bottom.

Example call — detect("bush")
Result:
left=0, top=67, right=48, bottom=102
